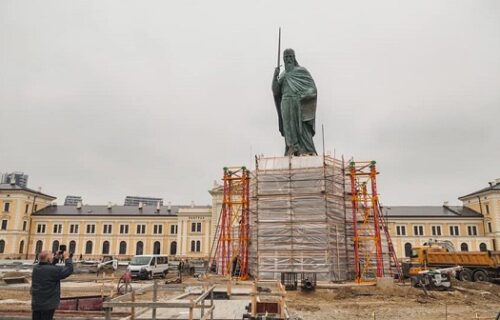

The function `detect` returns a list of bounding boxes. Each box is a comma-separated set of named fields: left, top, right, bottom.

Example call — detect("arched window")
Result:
left=404, top=243, right=412, bottom=257
left=460, top=243, right=469, bottom=252
left=191, top=240, right=195, bottom=252
left=52, top=240, right=60, bottom=253
left=136, top=241, right=143, bottom=255
left=196, top=240, right=201, bottom=252
left=69, top=241, right=76, bottom=254
left=479, top=243, right=487, bottom=252
left=0, top=240, right=5, bottom=254
left=85, top=241, right=93, bottom=254
left=35, top=240, right=43, bottom=254
left=170, top=241, right=177, bottom=255
left=119, top=241, right=127, bottom=255
left=153, top=241, right=161, bottom=254
left=19, top=240, right=24, bottom=254
left=102, top=241, right=110, bottom=254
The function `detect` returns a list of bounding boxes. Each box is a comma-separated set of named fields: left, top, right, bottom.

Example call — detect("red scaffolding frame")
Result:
left=348, top=160, right=401, bottom=283
left=215, top=166, right=250, bottom=280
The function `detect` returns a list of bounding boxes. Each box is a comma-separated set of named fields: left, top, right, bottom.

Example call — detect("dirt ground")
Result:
left=1, top=271, right=499, bottom=319
left=287, top=280, right=500, bottom=320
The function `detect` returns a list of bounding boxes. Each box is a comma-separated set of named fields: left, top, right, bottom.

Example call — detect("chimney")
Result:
left=76, top=201, right=82, bottom=209
left=9, top=175, right=16, bottom=186
left=156, top=201, right=161, bottom=213
left=191, top=201, right=195, bottom=208
left=107, top=202, right=112, bottom=210
left=443, top=201, right=449, bottom=207
left=495, top=178, right=500, bottom=185
left=489, top=182, right=494, bottom=187
left=167, top=201, right=172, bottom=213
left=138, top=202, right=143, bottom=210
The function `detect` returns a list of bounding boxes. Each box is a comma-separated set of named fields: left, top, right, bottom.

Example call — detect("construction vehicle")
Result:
left=402, top=242, right=500, bottom=282
left=410, top=266, right=462, bottom=291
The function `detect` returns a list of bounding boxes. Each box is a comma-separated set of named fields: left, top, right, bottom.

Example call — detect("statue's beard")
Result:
left=285, top=61, right=294, bottom=71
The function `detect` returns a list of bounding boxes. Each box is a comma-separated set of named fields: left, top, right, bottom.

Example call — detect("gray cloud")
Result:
left=1, top=0, right=499, bottom=206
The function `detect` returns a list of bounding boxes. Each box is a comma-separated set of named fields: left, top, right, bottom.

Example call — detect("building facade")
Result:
left=1, top=172, right=29, bottom=188
left=28, top=204, right=212, bottom=260
left=0, top=183, right=55, bottom=257
left=386, top=179, right=500, bottom=259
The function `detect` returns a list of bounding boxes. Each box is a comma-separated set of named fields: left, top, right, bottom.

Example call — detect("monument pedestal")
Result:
left=249, top=155, right=352, bottom=281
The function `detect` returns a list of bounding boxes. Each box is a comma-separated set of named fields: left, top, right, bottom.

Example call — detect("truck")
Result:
left=402, top=243, right=500, bottom=283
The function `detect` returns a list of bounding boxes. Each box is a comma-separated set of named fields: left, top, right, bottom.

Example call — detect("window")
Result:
left=85, top=241, right=93, bottom=254
left=35, top=240, right=43, bottom=254
left=22, top=221, right=27, bottom=231
left=170, top=241, right=177, bottom=255
left=485, top=204, right=490, bottom=215
left=0, top=240, right=4, bottom=253
left=460, top=243, right=469, bottom=252
left=53, top=224, right=62, bottom=234
left=136, top=224, right=146, bottom=234
left=431, top=225, right=442, bottom=236
left=3, top=202, right=10, bottom=212
left=479, top=243, right=487, bottom=252
left=120, top=224, right=129, bottom=234
left=413, top=225, right=424, bottom=236
left=170, top=225, right=178, bottom=234
left=52, top=240, right=59, bottom=253
left=34, top=204, right=38, bottom=211
left=136, top=241, right=144, bottom=255
left=449, top=225, right=460, bottom=236
left=70, top=224, right=79, bottom=234
left=19, top=240, right=24, bottom=254
left=69, top=240, right=76, bottom=254
left=190, top=240, right=201, bottom=252
left=404, top=243, right=412, bottom=257
left=119, top=241, right=127, bottom=255
left=1, top=220, right=7, bottom=230
left=25, top=204, right=29, bottom=214
left=86, top=224, right=96, bottom=234
left=102, top=241, right=110, bottom=254
left=191, top=222, right=201, bottom=233
left=153, top=241, right=161, bottom=254
left=153, top=224, right=163, bottom=234
left=488, top=222, right=492, bottom=233
left=396, top=225, right=406, bottom=236
left=467, top=225, right=477, bottom=236
left=103, top=224, right=113, bottom=234
left=36, top=224, right=46, bottom=233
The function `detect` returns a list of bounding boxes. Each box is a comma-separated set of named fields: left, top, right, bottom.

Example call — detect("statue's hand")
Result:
left=274, top=67, right=280, bottom=78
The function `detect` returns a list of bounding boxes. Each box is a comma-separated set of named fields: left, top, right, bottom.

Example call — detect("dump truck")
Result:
left=402, top=243, right=500, bottom=282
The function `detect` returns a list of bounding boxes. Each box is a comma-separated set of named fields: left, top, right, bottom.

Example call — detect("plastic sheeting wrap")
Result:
left=249, top=155, right=351, bottom=281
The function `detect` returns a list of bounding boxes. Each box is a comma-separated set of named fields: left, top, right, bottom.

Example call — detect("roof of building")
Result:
left=459, top=180, right=500, bottom=199
left=32, top=204, right=211, bottom=217
left=381, top=205, right=482, bottom=218
left=0, top=183, right=56, bottom=200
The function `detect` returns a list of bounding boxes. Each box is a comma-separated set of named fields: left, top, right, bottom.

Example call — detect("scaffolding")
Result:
left=347, top=161, right=401, bottom=283
left=249, top=155, right=350, bottom=281
left=213, top=166, right=250, bottom=280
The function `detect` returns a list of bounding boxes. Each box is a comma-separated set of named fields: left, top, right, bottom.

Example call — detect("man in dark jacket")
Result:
left=31, top=250, right=73, bottom=320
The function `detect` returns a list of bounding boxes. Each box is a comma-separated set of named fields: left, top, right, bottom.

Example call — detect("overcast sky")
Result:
left=1, top=1, right=499, bottom=206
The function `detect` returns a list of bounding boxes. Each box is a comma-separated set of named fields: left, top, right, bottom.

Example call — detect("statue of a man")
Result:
left=272, top=48, right=318, bottom=156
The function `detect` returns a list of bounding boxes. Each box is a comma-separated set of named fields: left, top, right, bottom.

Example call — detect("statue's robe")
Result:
left=273, top=66, right=317, bottom=156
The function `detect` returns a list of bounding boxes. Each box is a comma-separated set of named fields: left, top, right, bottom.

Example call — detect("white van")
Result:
left=127, top=255, right=169, bottom=279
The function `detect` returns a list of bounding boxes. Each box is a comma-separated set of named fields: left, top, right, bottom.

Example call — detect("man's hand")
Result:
left=63, top=251, right=70, bottom=261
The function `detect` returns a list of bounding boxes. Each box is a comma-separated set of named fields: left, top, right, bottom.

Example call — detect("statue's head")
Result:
left=283, top=48, right=299, bottom=71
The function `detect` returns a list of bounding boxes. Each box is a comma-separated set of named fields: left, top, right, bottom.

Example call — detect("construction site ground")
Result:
left=0, top=269, right=499, bottom=319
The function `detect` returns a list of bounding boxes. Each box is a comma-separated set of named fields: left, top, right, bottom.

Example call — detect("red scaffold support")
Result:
left=215, top=166, right=250, bottom=280
left=348, top=160, right=400, bottom=283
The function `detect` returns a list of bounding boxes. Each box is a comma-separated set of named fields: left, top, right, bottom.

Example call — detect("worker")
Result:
left=178, top=259, right=185, bottom=282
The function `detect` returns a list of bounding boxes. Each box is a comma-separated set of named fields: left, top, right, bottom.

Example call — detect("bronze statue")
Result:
left=272, top=48, right=318, bottom=156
